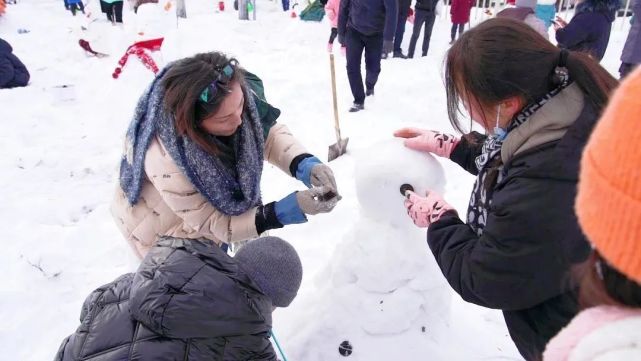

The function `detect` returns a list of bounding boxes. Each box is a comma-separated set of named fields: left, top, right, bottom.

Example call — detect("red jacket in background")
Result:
left=450, top=0, right=473, bottom=23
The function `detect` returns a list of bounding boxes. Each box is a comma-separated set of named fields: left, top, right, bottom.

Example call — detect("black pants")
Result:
left=346, top=27, right=384, bottom=104
left=408, top=9, right=436, bottom=57
left=393, top=3, right=411, bottom=53
left=451, top=23, right=465, bottom=42
left=619, top=62, right=637, bottom=79
left=69, top=1, right=85, bottom=15
left=105, top=0, right=123, bottom=23
left=329, top=27, right=338, bottom=44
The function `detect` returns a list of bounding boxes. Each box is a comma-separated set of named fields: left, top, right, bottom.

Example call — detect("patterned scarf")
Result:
left=467, top=73, right=570, bottom=236
left=119, top=64, right=265, bottom=216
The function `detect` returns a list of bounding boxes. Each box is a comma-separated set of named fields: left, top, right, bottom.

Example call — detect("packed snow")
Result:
left=0, top=0, right=630, bottom=360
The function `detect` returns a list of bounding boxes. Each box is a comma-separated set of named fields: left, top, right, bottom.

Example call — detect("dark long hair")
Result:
left=161, top=52, right=246, bottom=155
left=445, top=18, right=617, bottom=134
left=578, top=251, right=641, bottom=309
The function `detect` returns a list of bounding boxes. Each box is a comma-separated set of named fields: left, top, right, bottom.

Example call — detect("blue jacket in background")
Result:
left=0, top=38, right=30, bottom=89
left=338, top=0, right=398, bottom=41
left=555, top=0, right=618, bottom=61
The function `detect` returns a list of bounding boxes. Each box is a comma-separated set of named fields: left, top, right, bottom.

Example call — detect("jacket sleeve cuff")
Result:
left=255, top=202, right=284, bottom=234
left=289, top=153, right=315, bottom=177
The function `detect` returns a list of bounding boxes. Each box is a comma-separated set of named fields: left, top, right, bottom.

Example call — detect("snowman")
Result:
left=284, top=138, right=456, bottom=360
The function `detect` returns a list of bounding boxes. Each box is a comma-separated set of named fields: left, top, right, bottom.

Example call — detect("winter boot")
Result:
left=393, top=51, right=407, bottom=59
left=349, top=102, right=364, bottom=112
left=366, top=87, right=375, bottom=96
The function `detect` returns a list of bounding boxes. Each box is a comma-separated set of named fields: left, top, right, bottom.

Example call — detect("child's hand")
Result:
left=393, top=128, right=460, bottom=158
left=404, top=190, right=455, bottom=228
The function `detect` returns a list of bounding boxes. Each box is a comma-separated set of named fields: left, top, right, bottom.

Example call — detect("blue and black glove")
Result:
left=294, top=155, right=338, bottom=191
left=255, top=186, right=340, bottom=233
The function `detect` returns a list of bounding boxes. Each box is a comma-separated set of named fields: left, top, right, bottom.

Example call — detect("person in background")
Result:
left=0, top=37, right=29, bottom=89
left=497, top=0, right=548, bottom=39
left=338, top=0, right=398, bottom=112
left=54, top=236, right=302, bottom=361
left=554, top=0, right=618, bottom=61
left=620, top=0, right=641, bottom=78
left=103, top=0, right=124, bottom=23
left=543, top=67, right=641, bottom=361
left=536, top=0, right=556, bottom=29
left=325, top=0, right=346, bottom=55
left=64, top=0, right=85, bottom=15
left=407, top=0, right=438, bottom=58
left=391, top=0, right=412, bottom=58
left=449, top=0, right=473, bottom=43
left=396, top=19, right=617, bottom=360
left=111, top=52, right=340, bottom=259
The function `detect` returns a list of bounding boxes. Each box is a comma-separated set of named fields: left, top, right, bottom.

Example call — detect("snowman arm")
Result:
left=449, top=131, right=486, bottom=176
left=426, top=174, right=577, bottom=310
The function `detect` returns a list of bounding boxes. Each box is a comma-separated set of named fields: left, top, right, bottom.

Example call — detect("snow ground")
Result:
left=0, top=1, right=629, bottom=360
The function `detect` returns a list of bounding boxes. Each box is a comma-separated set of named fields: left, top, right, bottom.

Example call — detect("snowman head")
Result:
left=355, top=138, right=446, bottom=227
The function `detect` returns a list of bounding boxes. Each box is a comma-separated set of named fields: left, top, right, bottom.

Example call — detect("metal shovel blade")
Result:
left=328, top=137, right=349, bottom=162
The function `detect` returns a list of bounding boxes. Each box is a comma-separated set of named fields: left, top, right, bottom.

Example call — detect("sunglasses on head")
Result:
left=198, top=59, right=239, bottom=104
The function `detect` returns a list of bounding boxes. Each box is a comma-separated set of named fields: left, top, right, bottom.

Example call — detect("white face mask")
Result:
left=493, top=104, right=507, bottom=141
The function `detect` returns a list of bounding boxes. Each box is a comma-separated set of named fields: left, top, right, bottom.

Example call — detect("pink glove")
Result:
left=394, top=128, right=460, bottom=158
left=404, top=190, right=456, bottom=228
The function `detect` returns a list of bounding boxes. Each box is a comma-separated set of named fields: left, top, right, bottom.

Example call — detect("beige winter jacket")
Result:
left=111, top=123, right=307, bottom=259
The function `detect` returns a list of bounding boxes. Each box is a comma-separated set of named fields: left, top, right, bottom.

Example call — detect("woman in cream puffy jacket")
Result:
left=112, top=52, right=340, bottom=258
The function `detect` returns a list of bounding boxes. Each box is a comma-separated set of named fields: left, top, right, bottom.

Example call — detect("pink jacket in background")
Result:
left=325, top=0, right=341, bottom=28
left=544, top=305, right=641, bottom=361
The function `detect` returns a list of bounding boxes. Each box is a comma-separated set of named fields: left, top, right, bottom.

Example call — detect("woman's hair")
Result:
left=445, top=18, right=618, bottom=133
left=162, top=52, right=245, bottom=155
left=578, top=251, right=641, bottom=309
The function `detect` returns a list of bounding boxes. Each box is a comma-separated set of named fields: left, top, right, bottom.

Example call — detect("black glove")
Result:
left=338, top=33, right=346, bottom=46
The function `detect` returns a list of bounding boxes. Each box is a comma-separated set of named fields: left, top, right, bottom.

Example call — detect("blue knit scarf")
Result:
left=118, top=65, right=265, bottom=216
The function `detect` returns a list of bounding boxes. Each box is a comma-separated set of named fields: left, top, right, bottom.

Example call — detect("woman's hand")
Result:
left=296, top=186, right=341, bottom=215
left=404, top=190, right=456, bottom=228
left=274, top=186, right=341, bottom=225
left=394, top=128, right=460, bottom=158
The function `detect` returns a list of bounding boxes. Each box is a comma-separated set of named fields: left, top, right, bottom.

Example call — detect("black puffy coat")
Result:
left=0, top=38, right=29, bottom=89
left=55, top=237, right=277, bottom=361
left=427, top=86, right=594, bottom=361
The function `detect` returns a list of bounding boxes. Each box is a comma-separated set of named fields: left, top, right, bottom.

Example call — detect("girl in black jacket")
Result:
left=394, top=18, right=617, bottom=361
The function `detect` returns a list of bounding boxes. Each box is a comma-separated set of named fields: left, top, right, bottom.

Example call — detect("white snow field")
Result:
left=0, top=1, right=629, bottom=360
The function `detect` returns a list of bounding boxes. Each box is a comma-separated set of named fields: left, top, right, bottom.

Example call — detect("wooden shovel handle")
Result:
left=329, top=53, right=342, bottom=142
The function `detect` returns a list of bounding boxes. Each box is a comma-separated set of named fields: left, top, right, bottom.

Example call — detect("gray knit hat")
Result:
left=516, top=0, right=537, bottom=9
left=234, top=236, right=303, bottom=307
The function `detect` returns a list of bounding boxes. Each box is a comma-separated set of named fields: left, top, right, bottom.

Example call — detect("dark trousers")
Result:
left=69, top=1, right=85, bottom=15
left=105, top=1, right=123, bottom=23
left=346, top=27, right=384, bottom=104
left=451, top=22, right=465, bottom=41
left=393, top=4, right=411, bottom=53
left=282, top=0, right=289, bottom=11
left=408, top=9, right=436, bottom=57
left=619, top=62, right=637, bottom=79
left=329, top=27, right=338, bottom=44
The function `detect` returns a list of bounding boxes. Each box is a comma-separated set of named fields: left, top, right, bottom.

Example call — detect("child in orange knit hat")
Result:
left=543, top=67, right=641, bottom=360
